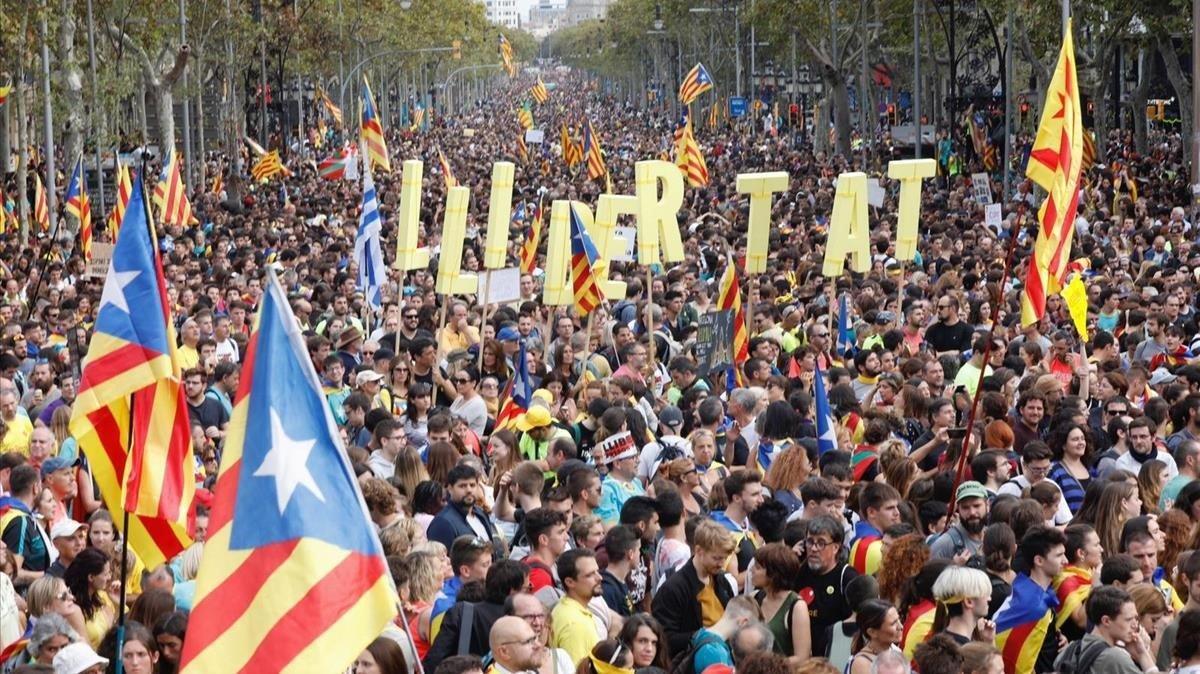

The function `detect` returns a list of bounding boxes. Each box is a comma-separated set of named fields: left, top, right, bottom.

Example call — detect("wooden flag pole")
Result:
left=645, top=266, right=657, bottom=376
left=477, top=272, right=493, bottom=371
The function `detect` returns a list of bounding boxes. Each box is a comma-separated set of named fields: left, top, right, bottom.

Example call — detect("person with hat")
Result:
left=517, top=405, right=570, bottom=472
left=930, top=482, right=989, bottom=566
left=594, top=431, right=644, bottom=527
left=52, top=641, right=109, bottom=674
left=46, top=519, right=88, bottom=578
left=334, top=325, right=365, bottom=381
left=42, top=456, right=78, bottom=530
left=637, top=405, right=691, bottom=484
left=355, top=369, right=391, bottom=411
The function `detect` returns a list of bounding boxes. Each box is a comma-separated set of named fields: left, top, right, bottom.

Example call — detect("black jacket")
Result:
left=650, top=560, right=737, bottom=655
left=421, top=600, right=506, bottom=668
left=427, top=502, right=498, bottom=552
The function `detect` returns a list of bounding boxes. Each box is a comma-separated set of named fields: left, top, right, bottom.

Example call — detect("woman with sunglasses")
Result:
left=27, top=575, right=88, bottom=644
left=387, top=355, right=412, bottom=416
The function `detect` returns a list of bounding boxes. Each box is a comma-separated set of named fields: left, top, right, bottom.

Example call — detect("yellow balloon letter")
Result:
left=483, top=162, right=514, bottom=269
left=735, top=172, right=789, bottom=274
left=434, top=186, right=477, bottom=295
left=887, top=159, right=936, bottom=261
left=634, top=160, right=685, bottom=266
left=394, top=160, right=430, bottom=271
left=593, top=193, right=638, bottom=300
left=822, top=172, right=871, bottom=277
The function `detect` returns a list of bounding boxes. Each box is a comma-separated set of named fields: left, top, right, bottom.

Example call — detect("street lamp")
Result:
left=398, top=0, right=412, bottom=9
left=653, top=3, right=665, bottom=31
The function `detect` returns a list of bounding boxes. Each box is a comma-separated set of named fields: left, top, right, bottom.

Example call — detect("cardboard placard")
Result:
left=694, top=310, right=734, bottom=377
left=86, top=243, right=114, bottom=279
left=476, top=267, right=521, bottom=305
left=525, top=129, right=545, bottom=144
left=971, top=172, right=993, bottom=205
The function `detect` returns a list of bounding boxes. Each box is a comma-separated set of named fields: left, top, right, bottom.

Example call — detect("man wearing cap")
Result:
left=355, top=369, right=390, bottom=411
left=594, top=431, right=645, bottom=527
left=930, top=481, right=989, bottom=566
left=637, top=405, right=691, bottom=484
left=517, top=405, right=570, bottom=472
left=495, top=325, right=522, bottom=366
left=46, top=519, right=88, bottom=578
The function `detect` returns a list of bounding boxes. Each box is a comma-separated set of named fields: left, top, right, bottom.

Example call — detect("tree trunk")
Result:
left=1158, top=35, right=1192, bottom=176
left=195, top=71, right=206, bottom=183
left=1130, top=44, right=1153, bottom=156
left=826, top=67, right=852, bottom=156
left=16, top=68, right=29, bottom=243
left=1091, top=43, right=1118, bottom=164
left=138, top=81, right=149, bottom=146
left=0, top=91, right=9, bottom=171
left=1017, top=21, right=1050, bottom=119
left=58, top=0, right=84, bottom=235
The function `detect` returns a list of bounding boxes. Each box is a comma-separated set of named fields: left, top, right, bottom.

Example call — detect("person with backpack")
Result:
left=929, top=481, right=988, bottom=567
left=679, top=596, right=761, bottom=674
left=0, top=464, right=50, bottom=584
left=520, top=508, right=568, bottom=605
left=652, top=520, right=739, bottom=656
left=1054, top=586, right=1160, bottom=674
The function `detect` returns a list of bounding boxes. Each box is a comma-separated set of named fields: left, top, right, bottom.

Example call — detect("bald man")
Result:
left=490, top=616, right=544, bottom=674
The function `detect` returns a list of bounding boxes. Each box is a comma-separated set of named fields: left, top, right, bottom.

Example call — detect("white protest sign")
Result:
left=525, top=129, right=545, bottom=144
left=985, top=203, right=1003, bottom=231
left=971, top=172, right=993, bottom=205
left=613, top=226, right=637, bottom=262
left=867, top=179, right=885, bottom=208
left=476, top=267, right=521, bottom=305
left=86, top=243, right=115, bottom=279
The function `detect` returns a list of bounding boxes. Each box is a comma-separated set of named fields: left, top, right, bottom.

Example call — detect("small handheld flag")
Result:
left=65, top=158, right=93, bottom=260
left=530, top=77, right=549, bottom=105
left=153, top=147, right=199, bottom=226
left=495, top=340, right=532, bottom=431
left=569, top=204, right=604, bottom=315
left=499, top=34, right=516, bottom=77
left=584, top=121, right=607, bottom=181
left=361, top=76, right=391, bottom=173
left=354, top=163, right=386, bottom=309
left=814, top=364, right=837, bottom=455
left=32, top=173, right=50, bottom=233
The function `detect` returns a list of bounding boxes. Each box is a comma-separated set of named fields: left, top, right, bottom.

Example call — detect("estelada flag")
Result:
left=994, top=574, right=1058, bottom=674
left=68, top=173, right=194, bottom=570
left=180, top=272, right=395, bottom=673
left=1021, top=21, right=1084, bottom=326
left=1053, top=565, right=1092, bottom=630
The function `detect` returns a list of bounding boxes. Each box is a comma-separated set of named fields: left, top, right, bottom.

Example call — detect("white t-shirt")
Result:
left=450, top=395, right=489, bottom=437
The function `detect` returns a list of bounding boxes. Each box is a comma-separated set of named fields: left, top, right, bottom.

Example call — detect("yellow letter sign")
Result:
left=736, top=172, right=789, bottom=274
left=887, top=159, right=936, bottom=260
left=394, top=160, right=430, bottom=271
left=822, top=172, right=871, bottom=276
left=592, top=193, right=638, bottom=300
left=434, top=186, right=477, bottom=295
left=483, top=162, right=514, bottom=269
left=634, top=161, right=685, bottom=266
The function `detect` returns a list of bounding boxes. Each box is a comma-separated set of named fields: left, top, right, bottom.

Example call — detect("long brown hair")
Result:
left=878, top=534, right=930, bottom=605
left=1093, top=481, right=1137, bottom=559
left=763, top=445, right=811, bottom=493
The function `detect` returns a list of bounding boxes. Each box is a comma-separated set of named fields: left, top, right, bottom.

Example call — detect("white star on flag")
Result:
left=255, top=408, right=326, bottom=514
left=99, top=265, right=140, bottom=314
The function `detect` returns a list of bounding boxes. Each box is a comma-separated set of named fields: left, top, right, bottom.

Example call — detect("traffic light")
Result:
left=886, top=103, right=897, bottom=126
left=452, top=40, right=462, bottom=60
left=1019, top=97, right=1029, bottom=124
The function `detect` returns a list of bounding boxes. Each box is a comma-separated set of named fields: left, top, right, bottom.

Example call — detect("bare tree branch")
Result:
left=106, top=22, right=161, bottom=88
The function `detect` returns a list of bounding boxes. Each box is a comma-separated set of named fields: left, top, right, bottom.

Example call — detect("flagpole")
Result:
left=946, top=205, right=1026, bottom=522
left=477, top=272, right=493, bottom=372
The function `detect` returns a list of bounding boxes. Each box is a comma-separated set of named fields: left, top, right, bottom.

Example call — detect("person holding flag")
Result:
left=995, top=526, right=1066, bottom=674
left=64, top=157, right=92, bottom=261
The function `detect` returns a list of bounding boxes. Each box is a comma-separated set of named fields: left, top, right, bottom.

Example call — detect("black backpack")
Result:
left=1056, top=637, right=1110, bottom=674
left=669, top=632, right=726, bottom=674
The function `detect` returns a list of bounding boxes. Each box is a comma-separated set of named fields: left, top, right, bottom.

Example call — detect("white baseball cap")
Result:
left=54, top=642, right=109, bottom=674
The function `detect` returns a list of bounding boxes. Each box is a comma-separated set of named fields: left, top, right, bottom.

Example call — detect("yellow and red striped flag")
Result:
left=32, top=173, right=50, bottom=233
left=180, top=274, right=395, bottom=673
left=0, top=84, right=10, bottom=107
left=107, top=163, right=133, bottom=240
left=250, top=150, right=288, bottom=182
left=517, top=104, right=534, bottom=130
left=1021, top=21, right=1083, bottom=327
left=1080, top=129, right=1096, bottom=172
left=69, top=172, right=195, bottom=571
left=519, top=198, right=544, bottom=274
left=673, top=114, right=709, bottom=187
left=499, top=34, right=516, bottom=77
left=678, top=63, right=714, bottom=105
left=210, top=171, right=223, bottom=196
left=1053, top=565, right=1092, bottom=630
left=568, top=204, right=604, bottom=315
left=153, top=147, right=198, bottom=226
left=530, top=77, right=549, bottom=105
left=317, top=86, right=343, bottom=127
left=716, top=256, right=749, bottom=379
left=516, top=133, right=528, bottom=162
left=360, top=76, right=391, bottom=173
left=561, top=122, right=582, bottom=168
left=995, top=574, right=1057, bottom=674
left=65, top=157, right=93, bottom=260
left=437, top=147, right=457, bottom=189
left=584, top=120, right=607, bottom=181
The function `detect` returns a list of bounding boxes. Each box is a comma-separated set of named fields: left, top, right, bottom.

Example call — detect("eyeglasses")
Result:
left=363, top=350, right=377, bottom=357
left=454, top=378, right=470, bottom=384
left=57, top=591, right=72, bottom=601
left=404, top=314, right=419, bottom=320
left=937, top=304, right=951, bottom=309
left=394, top=368, right=409, bottom=373
left=1026, top=464, right=1051, bottom=475
left=1106, top=407, right=1128, bottom=415
left=813, top=332, right=829, bottom=338
left=805, top=538, right=834, bottom=551
left=517, top=612, right=547, bottom=623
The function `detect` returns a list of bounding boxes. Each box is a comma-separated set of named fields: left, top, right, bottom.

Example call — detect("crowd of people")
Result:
left=1, top=66, right=1200, bottom=674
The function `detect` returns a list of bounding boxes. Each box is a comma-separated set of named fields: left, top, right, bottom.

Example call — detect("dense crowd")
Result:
left=1, top=67, right=1200, bottom=674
